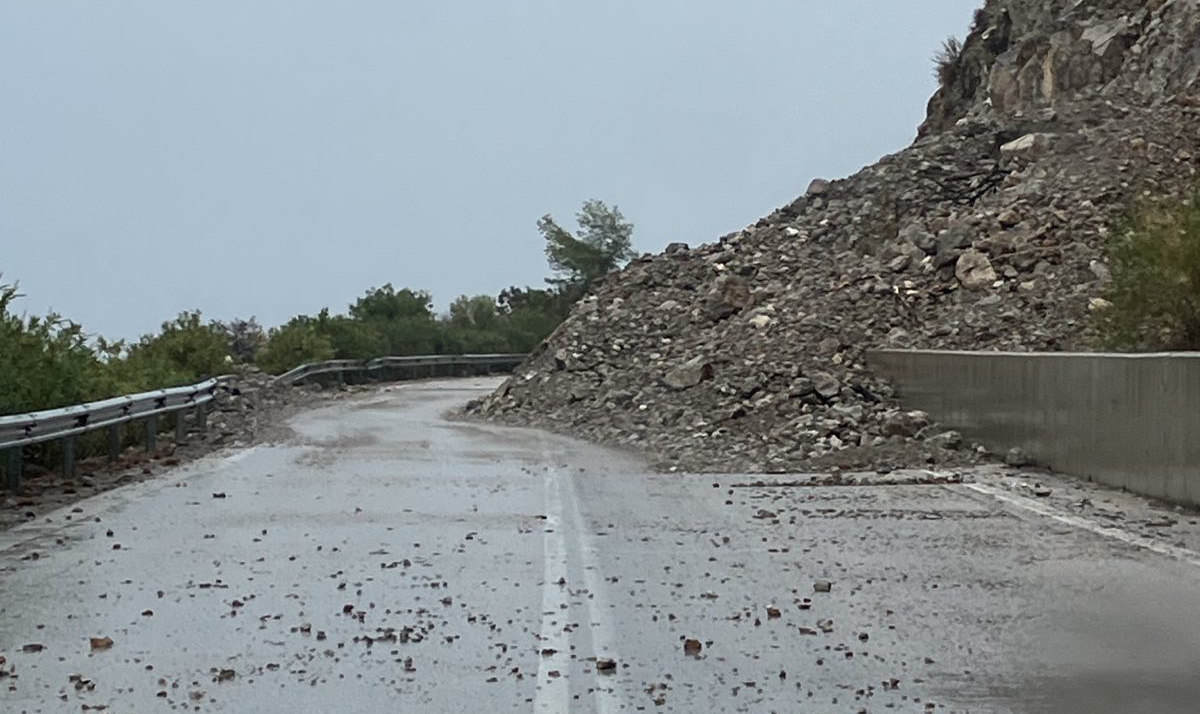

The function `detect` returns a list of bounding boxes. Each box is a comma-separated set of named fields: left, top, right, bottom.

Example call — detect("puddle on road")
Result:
left=974, top=674, right=1200, bottom=714
left=952, top=575, right=1200, bottom=714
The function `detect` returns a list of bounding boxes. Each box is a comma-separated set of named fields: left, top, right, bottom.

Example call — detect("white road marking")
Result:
left=560, top=468, right=623, bottom=714
left=534, top=455, right=626, bottom=714
left=534, top=470, right=571, bottom=714
left=961, top=482, right=1200, bottom=568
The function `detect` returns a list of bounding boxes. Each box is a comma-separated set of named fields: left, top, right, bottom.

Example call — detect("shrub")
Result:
left=220, top=317, right=267, bottom=363
left=1093, top=192, right=1200, bottom=350
left=124, top=311, right=231, bottom=380
left=0, top=284, right=235, bottom=417
left=299, top=310, right=384, bottom=360
left=371, top=316, right=441, bottom=355
left=933, top=36, right=963, bottom=88
left=257, top=320, right=335, bottom=374
left=0, top=282, right=107, bottom=414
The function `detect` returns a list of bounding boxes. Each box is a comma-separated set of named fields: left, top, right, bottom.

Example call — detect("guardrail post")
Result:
left=174, top=411, right=187, bottom=443
left=107, top=425, right=121, bottom=461
left=146, top=415, right=158, bottom=454
left=63, top=435, right=76, bottom=479
left=5, top=448, right=20, bottom=491
left=196, top=403, right=208, bottom=435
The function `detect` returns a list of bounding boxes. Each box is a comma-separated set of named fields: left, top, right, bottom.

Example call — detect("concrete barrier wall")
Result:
left=869, top=350, right=1200, bottom=506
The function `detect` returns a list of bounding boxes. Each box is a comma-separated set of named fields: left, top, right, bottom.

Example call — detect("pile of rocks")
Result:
left=196, top=367, right=315, bottom=450
left=468, top=0, right=1200, bottom=473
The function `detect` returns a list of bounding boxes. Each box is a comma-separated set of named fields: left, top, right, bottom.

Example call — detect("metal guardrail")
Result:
left=0, top=379, right=219, bottom=491
left=0, top=353, right=527, bottom=492
left=273, top=353, right=527, bottom=386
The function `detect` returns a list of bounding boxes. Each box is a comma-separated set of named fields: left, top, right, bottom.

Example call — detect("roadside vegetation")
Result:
left=932, top=36, right=963, bottom=88
left=1092, top=190, right=1200, bottom=351
left=0, top=200, right=635, bottom=415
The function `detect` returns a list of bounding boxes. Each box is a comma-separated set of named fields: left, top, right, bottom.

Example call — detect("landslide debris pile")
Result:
left=202, top=367, right=307, bottom=447
left=469, top=0, right=1200, bottom=473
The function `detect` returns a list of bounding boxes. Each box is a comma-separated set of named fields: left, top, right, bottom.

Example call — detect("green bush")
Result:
left=314, top=312, right=387, bottom=360
left=0, top=282, right=108, bottom=414
left=128, top=311, right=230, bottom=377
left=220, top=317, right=267, bottom=363
left=498, top=285, right=570, bottom=333
left=439, top=326, right=511, bottom=355
left=0, top=282, right=234, bottom=419
left=1093, top=192, right=1200, bottom=350
left=258, top=320, right=336, bottom=374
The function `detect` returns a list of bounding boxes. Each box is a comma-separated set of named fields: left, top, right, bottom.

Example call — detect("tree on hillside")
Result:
left=498, top=286, right=563, bottom=316
left=220, top=317, right=266, bottom=363
left=125, top=311, right=230, bottom=379
left=313, top=309, right=387, bottom=359
left=539, top=199, right=635, bottom=298
left=447, top=295, right=500, bottom=330
left=348, top=284, right=440, bottom=355
left=441, top=295, right=508, bottom=354
left=257, top=319, right=334, bottom=375
left=494, top=286, right=569, bottom=351
left=349, top=284, right=434, bottom=322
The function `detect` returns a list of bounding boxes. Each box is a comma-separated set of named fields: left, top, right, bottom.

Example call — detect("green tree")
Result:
left=313, top=309, right=387, bottom=360
left=495, top=286, right=567, bottom=351
left=257, top=319, right=335, bottom=374
left=439, top=295, right=506, bottom=354
left=1094, top=191, right=1200, bottom=350
left=345, top=284, right=440, bottom=355
left=349, top=284, right=434, bottom=322
left=447, top=295, right=500, bottom=330
left=220, top=317, right=267, bottom=364
left=539, top=199, right=635, bottom=297
left=125, top=311, right=230, bottom=380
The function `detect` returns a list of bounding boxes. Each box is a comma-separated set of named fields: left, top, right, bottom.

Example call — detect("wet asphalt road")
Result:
left=3, top=378, right=1200, bottom=714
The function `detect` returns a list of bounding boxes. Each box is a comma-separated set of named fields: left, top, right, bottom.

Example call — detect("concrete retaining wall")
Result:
left=869, top=350, right=1200, bottom=506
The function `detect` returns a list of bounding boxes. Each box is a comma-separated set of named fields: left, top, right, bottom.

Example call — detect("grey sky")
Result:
left=1, top=1, right=971, bottom=339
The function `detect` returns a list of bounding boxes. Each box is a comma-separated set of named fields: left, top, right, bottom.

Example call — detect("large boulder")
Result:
left=703, top=275, right=754, bottom=322
left=663, top=357, right=714, bottom=390
left=955, top=250, right=998, bottom=290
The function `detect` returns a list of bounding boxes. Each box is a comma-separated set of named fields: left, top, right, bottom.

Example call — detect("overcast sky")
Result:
left=1, top=1, right=972, bottom=339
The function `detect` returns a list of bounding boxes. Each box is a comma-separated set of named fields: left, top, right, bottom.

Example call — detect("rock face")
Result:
left=468, top=0, right=1200, bottom=473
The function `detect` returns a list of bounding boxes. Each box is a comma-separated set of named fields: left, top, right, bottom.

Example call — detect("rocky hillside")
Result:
left=468, top=0, right=1200, bottom=473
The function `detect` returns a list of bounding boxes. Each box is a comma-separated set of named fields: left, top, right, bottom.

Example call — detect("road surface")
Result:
left=3, top=378, right=1200, bottom=713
